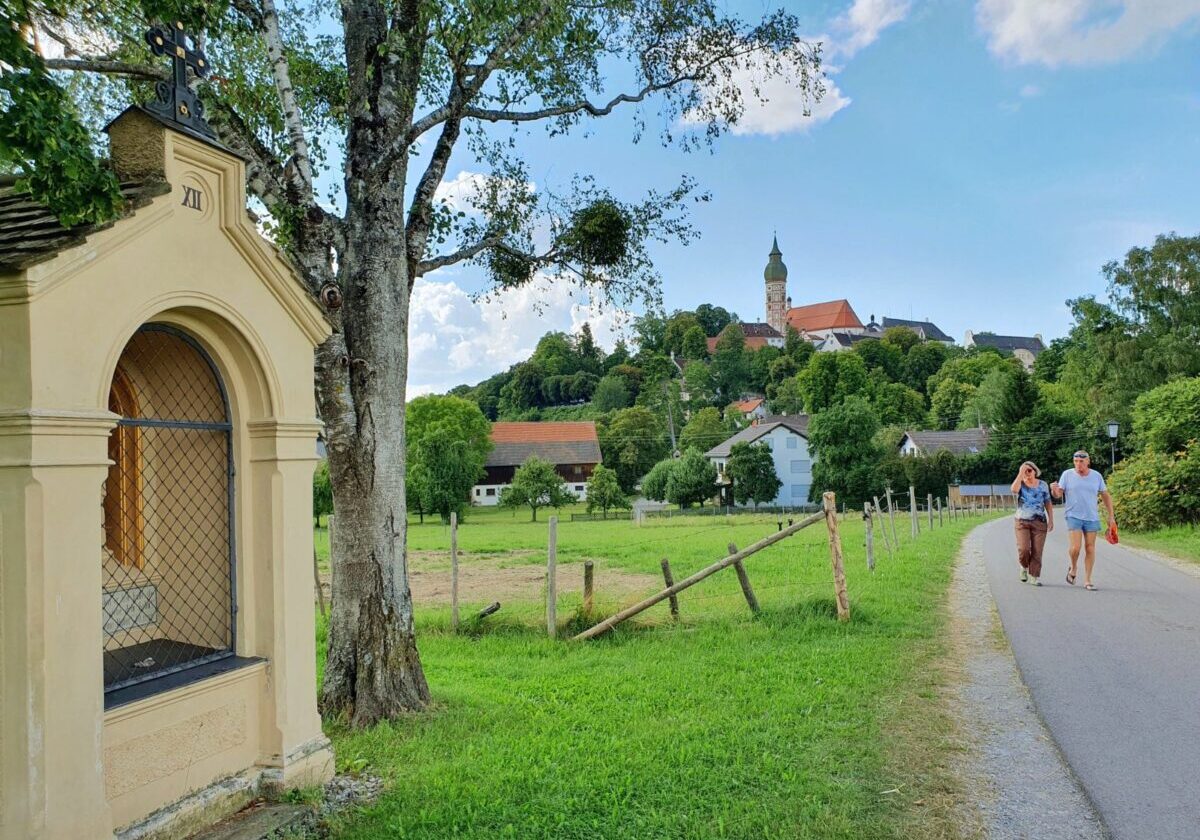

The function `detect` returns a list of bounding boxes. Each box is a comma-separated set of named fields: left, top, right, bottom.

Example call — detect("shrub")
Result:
left=1132, top=377, right=1200, bottom=454
left=1109, top=440, right=1200, bottom=531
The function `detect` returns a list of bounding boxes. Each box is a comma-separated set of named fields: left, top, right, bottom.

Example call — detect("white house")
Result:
left=705, top=415, right=814, bottom=507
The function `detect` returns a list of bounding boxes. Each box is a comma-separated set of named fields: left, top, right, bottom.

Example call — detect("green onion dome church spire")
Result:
left=764, top=234, right=788, bottom=283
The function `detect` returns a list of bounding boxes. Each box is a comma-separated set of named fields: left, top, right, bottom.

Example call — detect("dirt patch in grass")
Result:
left=320, top=550, right=661, bottom=606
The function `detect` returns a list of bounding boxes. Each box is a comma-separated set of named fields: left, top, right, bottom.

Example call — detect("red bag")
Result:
left=1105, top=523, right=1119, bottom=545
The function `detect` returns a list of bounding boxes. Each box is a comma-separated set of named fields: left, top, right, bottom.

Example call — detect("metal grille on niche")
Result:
left=101, top=324, right=235, bottom=693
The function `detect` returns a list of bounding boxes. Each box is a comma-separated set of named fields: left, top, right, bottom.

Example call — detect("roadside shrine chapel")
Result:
left=0, top=24, right=333, bottom=840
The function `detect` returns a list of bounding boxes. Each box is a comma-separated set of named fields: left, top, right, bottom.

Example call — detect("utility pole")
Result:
left=663, top=379, right=678, bottom=454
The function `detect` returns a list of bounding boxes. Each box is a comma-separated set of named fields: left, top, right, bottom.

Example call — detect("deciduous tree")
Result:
left=585, top=464, right=628, bottom=518
left=12, top=0, right=822, bottom=726
left=499, top=456, right=574, bottom=521
left=726, top=441, right=781, bottom=507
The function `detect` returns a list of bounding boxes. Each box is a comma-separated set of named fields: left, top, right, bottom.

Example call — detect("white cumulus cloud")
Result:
left=406, top=274, right=629, bottom=396
left=721, top=58, right=853, bottom=136
left=829, top=0, right=912, bottom=59
left=977, top=0, right=1200, bottom=66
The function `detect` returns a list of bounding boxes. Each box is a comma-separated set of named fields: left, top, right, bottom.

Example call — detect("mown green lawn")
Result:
left=1123, top=524, right=1200, bottom=565
left=314, top=505, right=988, bottom=839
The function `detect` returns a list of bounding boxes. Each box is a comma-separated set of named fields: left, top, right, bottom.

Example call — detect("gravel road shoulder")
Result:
left=946, top=526, right=1106, bottom=840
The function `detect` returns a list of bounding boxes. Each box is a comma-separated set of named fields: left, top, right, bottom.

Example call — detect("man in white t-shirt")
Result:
left=1050, top=450, right=1116, bottom=591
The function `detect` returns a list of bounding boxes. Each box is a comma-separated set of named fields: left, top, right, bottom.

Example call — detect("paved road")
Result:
left=980, top=518, right=1200, bottom=840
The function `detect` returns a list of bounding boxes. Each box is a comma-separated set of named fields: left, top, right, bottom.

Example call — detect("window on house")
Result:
left=486, top=488, right=495, bottom=496
left=790, top=459, right=811, bottom=473
left=786, top=436, right=797, bottom=449
left=573, top=465, right=583, bottom=474
left=575, top=485, right=584, bottom=491
left=791, top=484, right=808, bottom=498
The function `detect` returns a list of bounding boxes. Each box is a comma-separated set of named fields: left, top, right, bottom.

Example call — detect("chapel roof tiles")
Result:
left=0, top=178, right=171, bottom=273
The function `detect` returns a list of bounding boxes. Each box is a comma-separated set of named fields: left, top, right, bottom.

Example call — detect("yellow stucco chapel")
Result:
left=0, top=29, right=334, bottom=839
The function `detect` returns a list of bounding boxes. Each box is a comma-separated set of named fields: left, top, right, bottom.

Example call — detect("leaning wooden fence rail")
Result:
left=572, top=508, right=834, bottom=642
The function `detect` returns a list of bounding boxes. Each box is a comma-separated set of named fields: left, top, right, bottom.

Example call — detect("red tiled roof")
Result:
left=735, top=398, right=764, bottom=413
left=785, top=299, right=863, bottom=333
left=486, top=421, right=602, bottom=468
left=706, top=336, right=774, bottom=353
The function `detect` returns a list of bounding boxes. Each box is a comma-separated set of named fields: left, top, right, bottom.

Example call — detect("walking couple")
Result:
left=1010, top=450, right=1116, bottom=591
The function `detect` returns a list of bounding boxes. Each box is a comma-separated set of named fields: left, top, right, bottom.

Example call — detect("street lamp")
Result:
left=1106, top=420, right=1119, bottom=466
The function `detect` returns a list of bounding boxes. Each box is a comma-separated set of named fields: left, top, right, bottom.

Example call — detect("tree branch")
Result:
left=43, top=57, right=165, bottom=81
left=415, top=234, right=501, bottom=275
left=462, top=74, right=697, bottom=123
left=257, top=0, right=315, bottom=190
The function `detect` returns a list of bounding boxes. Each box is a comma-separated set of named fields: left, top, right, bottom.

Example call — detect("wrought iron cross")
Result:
left=143, top=21, right=216, bottom=139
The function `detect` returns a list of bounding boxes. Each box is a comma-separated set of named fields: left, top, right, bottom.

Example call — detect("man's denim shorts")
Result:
left=1066, top=516, right=1102, bottom=533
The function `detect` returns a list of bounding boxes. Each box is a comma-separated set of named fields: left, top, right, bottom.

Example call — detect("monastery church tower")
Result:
left=764, top=236, right=788, bottom=335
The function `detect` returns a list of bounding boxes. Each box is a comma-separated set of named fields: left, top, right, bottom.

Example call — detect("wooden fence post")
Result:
left=822, top=492, right=851, bottom=621
left=927, top=493, right=934, bottom=530
left=661, top=558, right=680, bottom=620
left=450, top=511, right=459, bottom=630
left=728, top=542, right=760, bottom=614
left=547, top=516, right=557, bottom=639
left=864, top=503, right=875, bottom=572
left=583, top=560, right=594, bottom=616
left=937, top=497, right=943, bottom=527
left=885, top=488, right=899, bottom=547
left=909, top=486, right=919, bottom=538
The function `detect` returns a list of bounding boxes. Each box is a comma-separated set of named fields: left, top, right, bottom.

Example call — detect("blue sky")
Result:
left=404, top=0, right=1200, bottom=394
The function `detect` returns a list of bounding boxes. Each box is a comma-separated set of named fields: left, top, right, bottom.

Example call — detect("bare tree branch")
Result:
left=43, top=57, right=165, bottom=81
left=415, top=234, right=502, bottom=275
left=462, top=74, right=698, bottom=123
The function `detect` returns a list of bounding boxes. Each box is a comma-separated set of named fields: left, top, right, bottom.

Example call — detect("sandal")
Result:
left=1085, top=583, right=1097, bottom=591
left=1066, top=570, right=1076, bottom=586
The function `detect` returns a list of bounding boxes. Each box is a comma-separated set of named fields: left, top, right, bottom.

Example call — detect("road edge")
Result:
left=945, top=521, right=1108, bottom=840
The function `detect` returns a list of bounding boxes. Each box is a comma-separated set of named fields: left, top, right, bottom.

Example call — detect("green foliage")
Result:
left=597, top=406, right=669, bottom=493
left=709, top=323, right=748, bottom=404
left=664, top=448, right=718, bottom=508
left=881, top=326, right=921, bottom=354
left=682, top=361, right=715, bottom=411
left=678, top=407, right=732, bottom=453
left=726, top=441, right=782, bottom=506
left=1131, top=377, right=1200, bottom=454
left=0, top=20, right=123, bottom=225
left=930, top=380, right=975, bottom=430
left=407, top=395, right=493, bottom=465
left=592, top=375, right=631, bottom=412
left=498, top=362, right=547, bottom=415
left=664, top=312, right=702, bottom=356
left=902, top=342, right=950, bottom=395
left=640, top=457, right=674, bottom=502
left=584, top=464, right=628, bottom=516
left=807, top=396, right=881, bottom=505
left=680, top=325, right=708, bottom=360
left=564, top=198, right=631, bottom=267
left=694, top=303, right=736, bottom=337
left=747, top=345, right=782, bottom=394
left=768, top=376, right=805, bottom=416
left=797, top=352, right=869, bottom=414
left=873, top=382, right=927, bottom=428
left=313, top=459, right=333, bottom=524
left=498, top=456, right=575, bottom=521
left=1108, top=443, right=1200, bottom=531
left=853, top=339, right=903, bottom=381
left=413, top=427, right=482, bottom=523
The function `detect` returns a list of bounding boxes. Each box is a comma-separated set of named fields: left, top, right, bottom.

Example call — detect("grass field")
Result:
left=1122, top=524, right=1200, bottom=565
left=314, top=505, right=989, bottom=839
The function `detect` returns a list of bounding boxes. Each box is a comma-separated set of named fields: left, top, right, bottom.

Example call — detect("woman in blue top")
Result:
left=1010, top=461, right=1054, bottom=585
